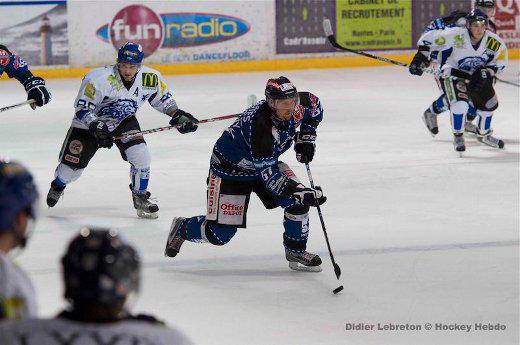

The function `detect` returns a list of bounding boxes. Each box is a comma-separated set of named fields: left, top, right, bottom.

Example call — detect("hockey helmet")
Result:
left=466, top=9, right=489, bottom=30
left=62, top=228, right=140, bottom=306
left=117, top=42, right=144, bottom=65
left=475, top=0, right=495, bottom=17
left=0, top=160, right=39, bottom=233
left=265, top=76, right=299, bottom=110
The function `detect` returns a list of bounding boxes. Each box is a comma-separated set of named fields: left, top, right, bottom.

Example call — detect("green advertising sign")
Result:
left=336, top=0, right=412, bottom=50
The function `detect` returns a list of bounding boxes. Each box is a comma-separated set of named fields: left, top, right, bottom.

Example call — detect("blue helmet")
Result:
left=0, top=160, right=39, bottom=231
left=117, top=42, right=144, bottom=65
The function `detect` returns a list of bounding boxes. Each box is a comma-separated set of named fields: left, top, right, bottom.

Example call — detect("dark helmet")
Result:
left=62, top=228, right=140, bottom=306
left=474, top=0, right=495, bottom=9
left=265, top=76, right=298, bottom=100
left=117, top=42, right=144, bottom=65
left=466, top=8, right=489, bottom=28
left=0, top=160, right=39, bottom=235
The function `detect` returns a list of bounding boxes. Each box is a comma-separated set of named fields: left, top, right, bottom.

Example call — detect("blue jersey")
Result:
left=0, top=45, right=31, bottom=84
left=211, top=92, right=323, bottom=198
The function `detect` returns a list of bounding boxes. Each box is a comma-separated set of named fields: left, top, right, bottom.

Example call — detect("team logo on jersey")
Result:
left=434, top=36, right=446, bottom=45
left=96, top=4, right=250, bottom=58
left=142, top=73, right=158, bottom=88
left=0, top=49, right=10, bottom=66
left=107, top=74, right=123, bottom=91
left=485, top=37, right=501, bottom=52
left=458, top=56, right=487, bottom=73
left=453, top=35, right=465, bottom=48
left=69, top=140, right=84, bottom=155
left=98, top=99, right=139, bottom=120
left=84, top=83, right=96, bottom=100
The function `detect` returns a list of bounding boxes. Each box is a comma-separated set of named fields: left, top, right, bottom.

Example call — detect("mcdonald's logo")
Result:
left=142, top=73, right=158, bottom=88
left=485, top=37, right=501, bottom=52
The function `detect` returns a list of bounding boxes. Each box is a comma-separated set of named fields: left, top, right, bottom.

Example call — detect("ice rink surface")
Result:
left=1, top=63, right=519, bottom=345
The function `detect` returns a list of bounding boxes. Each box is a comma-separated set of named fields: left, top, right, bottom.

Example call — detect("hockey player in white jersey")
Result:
left=0, top=160, right=39, bottom=320
left=409, top=9, right=507, bottom=153
left=0, top=227, right=194, bottom=345
left=46, top=42, right=199, bottom=218
left=416, top=0, right=497, bottom=137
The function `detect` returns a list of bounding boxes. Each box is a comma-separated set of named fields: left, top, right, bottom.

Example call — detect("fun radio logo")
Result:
left=96, top=4, right=250, bottom=57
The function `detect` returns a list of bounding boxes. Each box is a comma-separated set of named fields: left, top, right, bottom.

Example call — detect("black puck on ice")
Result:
left=333, top=285, right=344, bottom=294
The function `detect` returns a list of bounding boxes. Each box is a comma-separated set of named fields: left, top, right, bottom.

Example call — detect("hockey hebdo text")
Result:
left=345, top=322, right=507, bottom=332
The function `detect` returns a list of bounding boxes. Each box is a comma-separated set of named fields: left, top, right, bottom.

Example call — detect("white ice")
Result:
left=1, top=63, right=519, bottom=345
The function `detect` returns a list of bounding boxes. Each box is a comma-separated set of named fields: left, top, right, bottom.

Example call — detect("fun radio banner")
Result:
left=68, top=1, right=272, bottom=67
left=0, top=0, right=68, bottom=67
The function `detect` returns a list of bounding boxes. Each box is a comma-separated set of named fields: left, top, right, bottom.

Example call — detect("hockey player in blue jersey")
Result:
left=45, top=42, right=199, bottom=219
left=411, top=0, right=496, bottom=137
left=164, top=77, right=327, bottom=271
left=0, top=45, right=51, bottom=109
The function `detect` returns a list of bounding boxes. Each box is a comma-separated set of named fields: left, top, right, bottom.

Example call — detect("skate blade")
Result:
left=288, top=261, right=322, bottom=272
left=477, top=138, right=504, bottom=149
left=136, top=210, right=158, bottom=219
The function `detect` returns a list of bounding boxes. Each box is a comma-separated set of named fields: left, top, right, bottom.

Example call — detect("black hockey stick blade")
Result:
left=333, top=262, right=341, bottom=279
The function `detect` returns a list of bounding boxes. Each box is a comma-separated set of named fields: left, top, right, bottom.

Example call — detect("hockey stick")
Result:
left=114, top=113, right=241, bottom=140
left=115, top=94, right=258, bottom=140
left=0, top=99, right=35, bottom=113
left=323, top=18, right=409, bottom=68
left=305, top=163, right=342, bottom=284
left=495, top=77, right=520, bottom=87
left=322, top=18, right=468, bottom=80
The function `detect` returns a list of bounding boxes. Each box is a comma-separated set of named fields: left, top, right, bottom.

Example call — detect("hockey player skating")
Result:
left=0, top=160, right=39, bottom=320
left=409, top=9, right=507, bottom=153
left=165, top=77, right=327, bottom=271
left=413, top=0, right=497, bottom=137
left=0, top=227, right=194, bottom=345
left=0, top=44, right=51, bottom=109
left=46, top=42, right=199, bottom=218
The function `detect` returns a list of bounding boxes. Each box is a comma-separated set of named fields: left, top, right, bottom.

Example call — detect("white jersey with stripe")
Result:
left=418, top=26, right=508, bottom=76
left=0, top=253, right=37, bottom=320
left=71, top=65, right=177, bottom=132
left=0, top=317, right=194, bottom=345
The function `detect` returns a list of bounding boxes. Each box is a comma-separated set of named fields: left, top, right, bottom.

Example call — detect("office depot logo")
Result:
left=97, top=5, right=250, bottom=57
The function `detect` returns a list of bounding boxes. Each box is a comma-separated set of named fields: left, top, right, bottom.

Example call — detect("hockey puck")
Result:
left=333, top=285, right=344, bottom=294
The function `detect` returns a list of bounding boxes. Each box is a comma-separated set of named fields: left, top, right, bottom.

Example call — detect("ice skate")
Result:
left=46, top=181, right=65, bottom=207
left=422, top=107, right=438, bottom=137
left=164, top=217, right=186, bottom=258
left=286, top=249, right=322, bottom=272
left=453, top=133, right=465, bottom=155
left=477, top=130, right=504, bottom=149
left=464, top=121, right=479, bottom=135
left=130, top=185, right=159, bottom=219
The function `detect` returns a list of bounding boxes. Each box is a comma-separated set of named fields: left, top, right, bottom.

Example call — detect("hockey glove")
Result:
left=469, top=67, right=494, bottom=94
left=294, top=131, right=316, bottom=163
left=88, top=120, right=114, bottom=148
left=292, top=186, right=326, bottom=207
left=409, top=50, right=430, bottom=76
left=23, top=76, right=51, bottom=109
left=169, top=109, right=199, bottom=134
